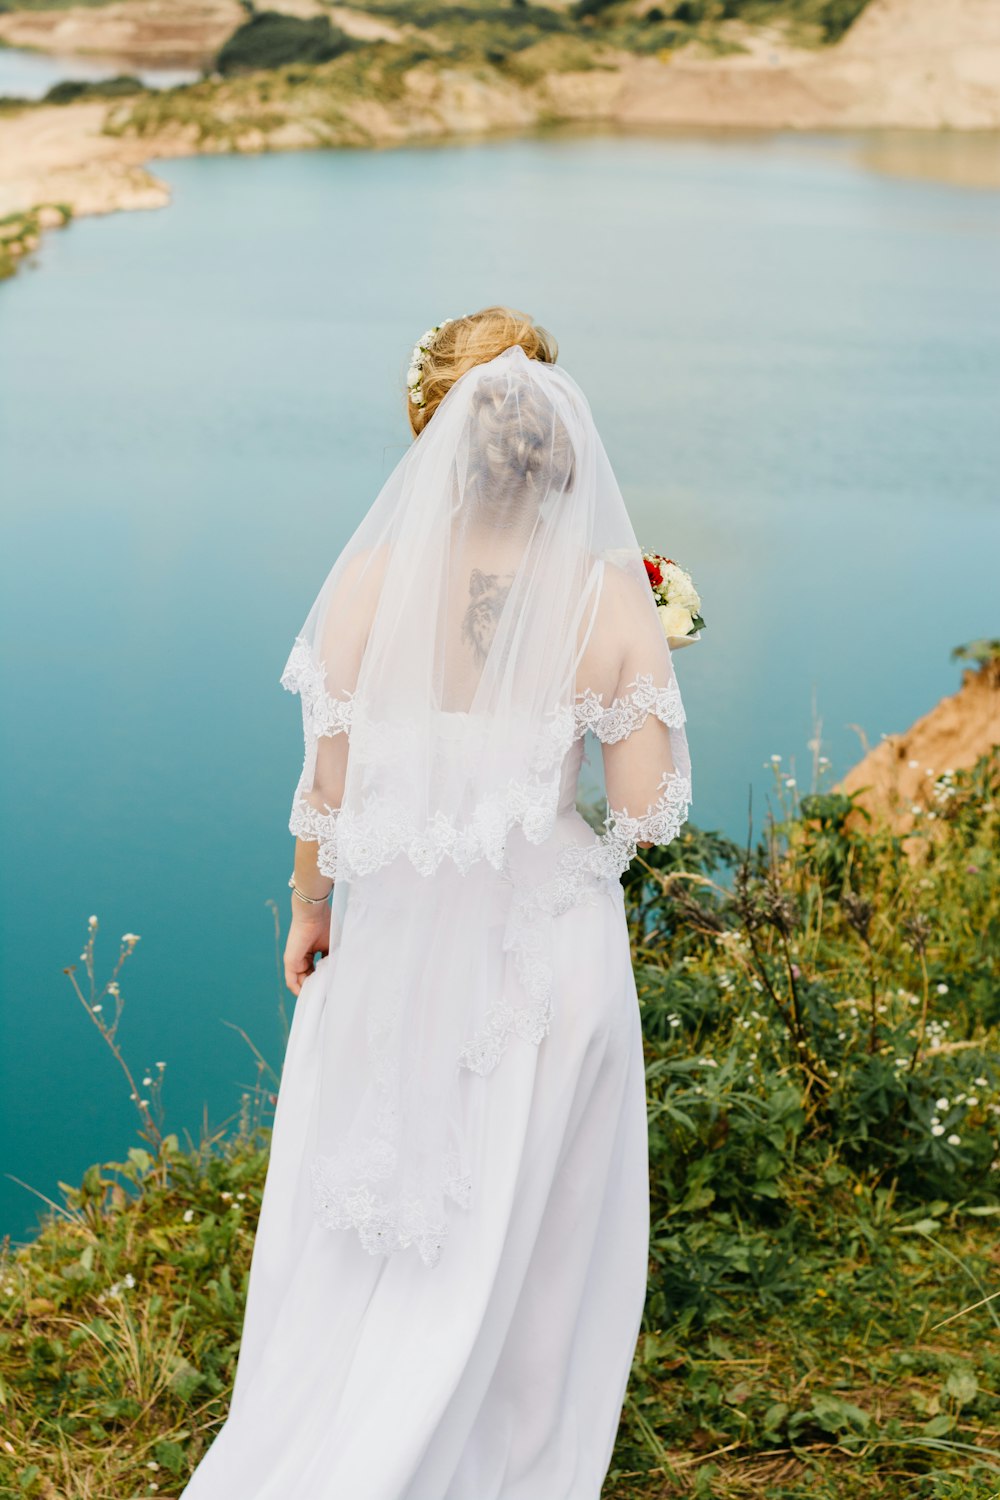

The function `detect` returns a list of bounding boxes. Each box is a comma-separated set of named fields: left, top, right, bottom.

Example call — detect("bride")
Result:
left=181, top=306, right=691, bottom=1499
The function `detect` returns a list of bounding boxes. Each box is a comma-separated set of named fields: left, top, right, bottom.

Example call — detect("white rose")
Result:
left=662, top=563, right=701, bottom=613
left=657, top=602, right=694, bottom=639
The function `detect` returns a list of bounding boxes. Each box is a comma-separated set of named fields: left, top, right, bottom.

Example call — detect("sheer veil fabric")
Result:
left=279, top=345, right=691, bottom=1268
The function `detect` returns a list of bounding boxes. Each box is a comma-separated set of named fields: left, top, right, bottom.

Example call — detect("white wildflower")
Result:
left=182, top=1209, right=194, bottom=1223
left=935, top=1098, right=949, bottom=1111
left=947, top=1134, right=961, bottom=1147
left=936, top=983, right=949, bottom=995
left=931, top=1125, right=945, bottom=1137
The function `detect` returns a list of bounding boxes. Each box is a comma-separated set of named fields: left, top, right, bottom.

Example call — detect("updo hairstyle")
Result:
left=406, top=305, right=557, bottom=438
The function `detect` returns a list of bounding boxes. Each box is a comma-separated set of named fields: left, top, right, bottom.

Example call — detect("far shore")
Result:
left=2, top=0, right=999, bottom=273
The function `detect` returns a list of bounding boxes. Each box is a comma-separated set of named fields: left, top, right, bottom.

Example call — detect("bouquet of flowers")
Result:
left=642, top=552, right=704, bottom=648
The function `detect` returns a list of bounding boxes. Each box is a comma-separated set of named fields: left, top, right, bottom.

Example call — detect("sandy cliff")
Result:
left=839, top=659, right=1000, bottom=833
left=616, top=0, right=1000, bottom=129
left=1, top=0, right=998, bottom=242
left=0, top=0, right=243, bottom=68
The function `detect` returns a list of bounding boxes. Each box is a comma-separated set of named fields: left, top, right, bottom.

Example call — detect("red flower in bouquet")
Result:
left=641, top=551, right=704, bottom=646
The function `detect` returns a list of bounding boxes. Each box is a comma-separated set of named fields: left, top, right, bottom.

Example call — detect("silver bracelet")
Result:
left=288, top=876, right=332, bottom=905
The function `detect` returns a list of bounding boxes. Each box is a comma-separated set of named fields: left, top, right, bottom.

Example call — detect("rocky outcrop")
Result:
left=0, top=102, right=174, bottom=219
left=615, top=0, right=1000, bottom=130
left=839, top=658, right=1000, bottom=833
left=0, top=0, right=244, bottom=68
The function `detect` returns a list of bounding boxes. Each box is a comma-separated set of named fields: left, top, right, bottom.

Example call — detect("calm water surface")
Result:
left=1, top=133, right=998, bottom=1237
left=0, top=45, right=198, bottom=98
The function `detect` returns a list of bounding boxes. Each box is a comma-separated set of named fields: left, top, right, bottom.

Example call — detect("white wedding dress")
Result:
left=181, top=347, right=690, bottom=1500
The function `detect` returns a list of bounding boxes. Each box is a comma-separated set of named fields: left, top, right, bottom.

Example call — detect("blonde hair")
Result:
left=407, top=305, right=558, bottom=437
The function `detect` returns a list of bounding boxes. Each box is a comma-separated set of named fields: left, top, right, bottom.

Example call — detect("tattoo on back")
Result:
left=462, top=569, right=513, bottom=662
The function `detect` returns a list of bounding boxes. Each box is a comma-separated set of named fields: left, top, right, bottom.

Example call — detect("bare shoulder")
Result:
left=338, top=542, right=390, bottom=595
left=592, top=557, right=656, bottom=647
left=599, top=557, right=652, bottom=615
left=577, top=559, right=643, bottom=697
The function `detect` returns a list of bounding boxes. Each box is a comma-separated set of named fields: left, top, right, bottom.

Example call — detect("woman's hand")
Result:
left=283, top=902, right=332, bottom=996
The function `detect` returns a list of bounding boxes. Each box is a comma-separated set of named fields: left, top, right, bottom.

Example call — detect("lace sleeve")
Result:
left=281, top=549, right=385, bottom=859
left=586, top=563, right=692, bottom=854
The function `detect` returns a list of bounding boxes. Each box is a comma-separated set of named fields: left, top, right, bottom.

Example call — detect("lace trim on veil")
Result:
left=459, top=768, right=692, bottom=1076
left=282, top=635, right=686, bottom=883
left=309, top=1140, right=471, bottom=1267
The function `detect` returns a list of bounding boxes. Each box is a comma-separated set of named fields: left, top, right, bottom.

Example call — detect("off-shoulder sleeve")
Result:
left=582, top=561, right=692, bottom=862
left=280, top=549, right=384, bottom=866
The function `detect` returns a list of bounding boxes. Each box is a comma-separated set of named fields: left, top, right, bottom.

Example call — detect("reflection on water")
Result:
left=597, top=121, right=1000, bottom=192
left=0, top=45, right=199, bottom=99
left=0, top=133, right=998, bottom=1240
left=855, top=129, right=1000, bottom=191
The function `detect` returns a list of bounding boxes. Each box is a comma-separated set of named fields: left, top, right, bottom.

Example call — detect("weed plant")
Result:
left=1, top=737, right=997, bottom=1497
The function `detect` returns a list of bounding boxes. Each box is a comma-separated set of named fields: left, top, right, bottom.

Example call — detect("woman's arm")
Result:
left=281, top=547, right=390, bottom=996
left=283, top=838, right=333, bottom=996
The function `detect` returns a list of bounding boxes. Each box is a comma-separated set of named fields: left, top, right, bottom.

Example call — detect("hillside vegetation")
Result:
left=2, top=660, right=998, bottom=1498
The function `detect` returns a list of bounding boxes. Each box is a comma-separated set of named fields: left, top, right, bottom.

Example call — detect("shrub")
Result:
left=43, top=75, right=145, bottom=105
left=216, top=12, right=353, bottom=76
left=1, top=736, right=997, bottom=1495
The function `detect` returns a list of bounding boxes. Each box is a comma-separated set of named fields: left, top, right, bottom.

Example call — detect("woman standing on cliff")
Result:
left=181, top=306, right=691, bottom=1500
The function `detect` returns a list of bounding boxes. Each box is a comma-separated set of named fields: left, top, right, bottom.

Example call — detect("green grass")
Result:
left=1, top=662, right=997, bottom=1498
left=0, top=203, right=71, bottom=279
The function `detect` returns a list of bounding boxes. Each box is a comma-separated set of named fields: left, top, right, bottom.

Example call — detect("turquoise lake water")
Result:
left=1, top=132, right=998, bottom=1238
left=0, top=46, right=198, bottom=98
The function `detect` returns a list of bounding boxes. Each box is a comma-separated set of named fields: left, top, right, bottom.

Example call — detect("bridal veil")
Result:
left=280, top=344, right=691, bottom=1266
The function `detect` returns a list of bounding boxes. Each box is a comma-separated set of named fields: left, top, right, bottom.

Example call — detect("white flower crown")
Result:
left=406, top=318, right=456, bottom=409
